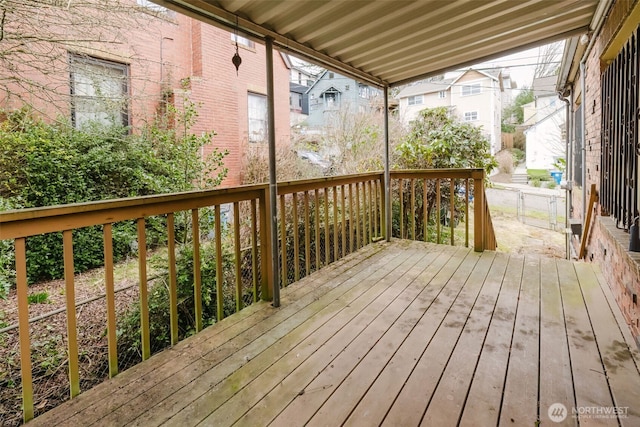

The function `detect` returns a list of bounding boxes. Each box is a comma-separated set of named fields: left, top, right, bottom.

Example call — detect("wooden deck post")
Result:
left=473, top=170, right=485, bottom=252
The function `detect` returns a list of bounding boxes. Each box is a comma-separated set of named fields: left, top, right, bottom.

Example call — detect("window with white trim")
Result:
left=407, top=95, right=423, bottom=106
left=231, top=33, right=255, bottom=49
left=69, top=54, right=129, bottom=129
left=137, top=0, right=169, bottom=13
left=438, top=91, right=446, bottom=99
left=248, top=92, right=267, bottom=143
left=461, top=83, right=481, bottom=96
left=464, top=111, right=478, bottom=121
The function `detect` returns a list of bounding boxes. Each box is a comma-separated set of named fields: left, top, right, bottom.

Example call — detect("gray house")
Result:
left=305, top=70, right=381, bottom=128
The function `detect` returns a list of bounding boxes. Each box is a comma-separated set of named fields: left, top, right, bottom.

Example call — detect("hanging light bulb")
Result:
left=232, top=15, right=242, bottom=75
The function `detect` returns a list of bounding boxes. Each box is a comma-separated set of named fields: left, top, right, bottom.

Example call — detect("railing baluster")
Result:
left=341, top=185, right=346, bottom=256
left=349, top=184, right=354, bottom=252
left=314, top=189, right=320, bottom=271
left=465, top=179, right=469, bottom=248
left=191, top=209, right=203, bottom=331
left=233, top=202, right=243, bottom=312
left=324, top=188, right=330, bottom=264
left=103, top=224, right=118, bottom=377
left=333, top=186, right=338, bottom=262
left=367, top=180, right=373, bottom=243
left=250, top=200, right=258, bottom=303
left=214, top=205, right=223, bottom=321
left=137, top=218, right=150, bottom=360
left=355, top=183, right=361, bottom=248
left=372, top=181, right=378, bottom=238
left=292, top=192, right=300, bottom=282
left=15, top=237, right=34, bottom=423
left=436, top=179, right=441, bottom=245
left=304, top=191, right=310, bottom=276
left=279, top=195, right=287, bottom=287
left=62, top=230, right=80, bottom=397
left=411, top=179, right=416, bottom=240
left=450, top=180, right=455, bottom=246
left=399, top=179, right=404, bottom=239
left=423, top=179, right=428, bottom=242
left=167, top=213, right=178, bottom=346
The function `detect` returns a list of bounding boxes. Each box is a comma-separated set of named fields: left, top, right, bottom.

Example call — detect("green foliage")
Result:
left=511, top=148, right=525, bottom=164
left=0, top=98, right=228, bottom=290
left=117, top=229, right=235, bottom=358
left=553, top=157, right=566, bottom=173
left=27, top=291, right=50, bottom=305
left=503, top=88, right=534, bottom=126
left=527, top=169, right=552, bottom=182
left=531, top=178, right=542, bottom=187
left=395, top=107, right=497, bottom=173
left=546, top=181, right=557, bottom=189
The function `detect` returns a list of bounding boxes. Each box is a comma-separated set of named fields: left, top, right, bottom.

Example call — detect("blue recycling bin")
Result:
left=550, top=171, right=562, bottom=185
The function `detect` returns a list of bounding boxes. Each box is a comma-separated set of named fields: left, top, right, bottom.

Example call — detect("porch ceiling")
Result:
left=160, top=0, right=603, bottom=87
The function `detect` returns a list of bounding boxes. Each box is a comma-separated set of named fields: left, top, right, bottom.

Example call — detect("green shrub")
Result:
left=0, top=99, right=228, bottom=291
left=117, top=229, right=236, bottom=360
left=511, top=148, right=525, bottom=164
left=531, top=178, right=542, bottom=188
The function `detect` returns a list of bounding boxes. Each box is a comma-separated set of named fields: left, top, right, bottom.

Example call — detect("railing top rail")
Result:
left=277, top=172, right=384, bottom=194
left=390, top=169, right=485, bottom=180
left=0, top=183, right=268, bottom=240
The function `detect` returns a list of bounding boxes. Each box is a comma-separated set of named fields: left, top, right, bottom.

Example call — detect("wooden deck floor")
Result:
left=30, top=240, right=640, bottom=427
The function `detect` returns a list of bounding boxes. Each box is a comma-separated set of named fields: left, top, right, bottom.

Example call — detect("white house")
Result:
left=524, top=76, right=565, bottom=170
left=397, top=69, right=504, bottom=154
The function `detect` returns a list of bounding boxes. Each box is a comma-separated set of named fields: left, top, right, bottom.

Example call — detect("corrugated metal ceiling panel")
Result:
left=162, top=0, right=601, bottom=86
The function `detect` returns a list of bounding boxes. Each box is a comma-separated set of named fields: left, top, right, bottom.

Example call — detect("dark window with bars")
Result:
left=600, top=26, right=639, bottom=230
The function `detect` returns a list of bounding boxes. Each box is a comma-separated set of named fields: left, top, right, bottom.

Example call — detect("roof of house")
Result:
left=396, top=79, right=454, bottom=98
left=533, top=75, right=558, bottom=98
left=290, top=82, right=308, bottom=94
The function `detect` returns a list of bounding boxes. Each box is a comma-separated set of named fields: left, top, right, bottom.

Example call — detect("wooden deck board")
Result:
left=499, top=255, right=541, bottom=426
left=28, top=241, right=640, bottom=427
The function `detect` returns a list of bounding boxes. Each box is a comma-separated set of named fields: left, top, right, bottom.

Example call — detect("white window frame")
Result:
left=438, top=91, right=446, bottom=99
left=407, top=95, right=423, bottom=106
left=464, top=111, right=479, bottom=121
left=248, top=92, right=268, bottom=143
left=69, top=54, right=129, bottom=129
left=461, top=82, right=482, bottom=96
left=137, top=0, right=169, bottom=13
left=231, top=33, right=255, bottom=49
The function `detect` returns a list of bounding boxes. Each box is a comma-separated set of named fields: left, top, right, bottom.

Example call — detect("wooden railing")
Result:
left=277, top=173, right=384, bottom=287
left=0, top=169, right=494, bottom=423
left=390, top=169, right=496, bottom=251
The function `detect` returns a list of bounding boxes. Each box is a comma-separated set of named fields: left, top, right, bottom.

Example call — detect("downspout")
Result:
left=580, top=61, right=587, bottom=222
left=384, top=86, right=391, bottom=241
left=265, top=37, right=280, bottom=307
left=560, top=89, right=572, bottom=260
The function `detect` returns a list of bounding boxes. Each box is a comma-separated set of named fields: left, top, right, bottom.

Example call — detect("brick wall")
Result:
left=0, top=2, right=291, bottom=188
left=571, top=0, right=640, bottom=345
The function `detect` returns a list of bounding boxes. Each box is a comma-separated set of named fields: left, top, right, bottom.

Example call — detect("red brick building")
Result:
left=559, top=0, right=640, bottom=344
left=0, top=1, right=291, bottom=187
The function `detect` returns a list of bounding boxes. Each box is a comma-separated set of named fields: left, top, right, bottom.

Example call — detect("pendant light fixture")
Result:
left=232, top=15, right=242, bottom=75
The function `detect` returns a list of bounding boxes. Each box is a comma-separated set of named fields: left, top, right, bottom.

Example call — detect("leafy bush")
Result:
left=0, top=99, right=227, bottom=289
left=511, top=148, right=525, bottom=164
left=117, top=229, right=237, bottom=359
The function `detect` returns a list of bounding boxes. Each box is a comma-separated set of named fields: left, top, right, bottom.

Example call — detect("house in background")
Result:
left=397, top=69, right=505, bottom=155
left=0, top=0, right=291, bottom=187
left=524, top=76, right=566, bottom=170
left=305, top=70, right=382, bottom=129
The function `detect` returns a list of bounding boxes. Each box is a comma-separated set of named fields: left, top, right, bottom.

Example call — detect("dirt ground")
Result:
left=489, top=206, right=566, bottom=258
